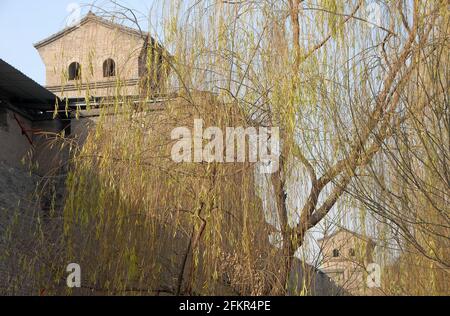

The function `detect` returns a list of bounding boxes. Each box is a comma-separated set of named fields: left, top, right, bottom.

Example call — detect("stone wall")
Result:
left=0, top=109, right=33, bottom=169
left=0, top=107, right=69, bottom=176
left=0, top=100, right=347, bottom=296
left=0, top=160, right=41, bottom=295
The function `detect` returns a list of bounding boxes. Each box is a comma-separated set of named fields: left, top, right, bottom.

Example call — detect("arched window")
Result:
left=68, top=62, right=81, bottom=81
left=333, top=249, right=340, bottom=258
left=103, top=58, right=116, bottom=77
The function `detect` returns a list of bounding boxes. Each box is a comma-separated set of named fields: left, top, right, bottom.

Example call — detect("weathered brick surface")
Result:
left=35, top=14, right=145, bottom=99
left=0, top=161, right=40, bottom=294
left=0, top=159, right=67, bottom=295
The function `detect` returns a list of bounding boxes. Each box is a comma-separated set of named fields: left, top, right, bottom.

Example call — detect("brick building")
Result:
left=34, top=11, right=167, bottom=100
left=319, top=227, right=380, bottom=295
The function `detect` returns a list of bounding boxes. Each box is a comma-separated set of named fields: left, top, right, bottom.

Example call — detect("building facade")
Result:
left=34, top=12, right=167, bottom=100
left=319, top=228, right=379, bottom=295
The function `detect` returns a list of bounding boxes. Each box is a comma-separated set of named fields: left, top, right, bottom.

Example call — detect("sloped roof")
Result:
left=34, top=11, right=148, bottom=49
left=318, top=226, right=376, bottom=245
left=0, top=59, right=59, bottom=110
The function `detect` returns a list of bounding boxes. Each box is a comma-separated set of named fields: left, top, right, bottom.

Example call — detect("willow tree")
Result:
left=348, top=8, right=449, bottom=294
left=66, top=0, right=447, bottom=294
left=166, top=0, right=448, bottom=293
left=17, top=0, right=448, bottom=296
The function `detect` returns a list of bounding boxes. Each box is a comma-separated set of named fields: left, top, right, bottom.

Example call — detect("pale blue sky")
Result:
left=0, top=1, right=157, bottom=85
